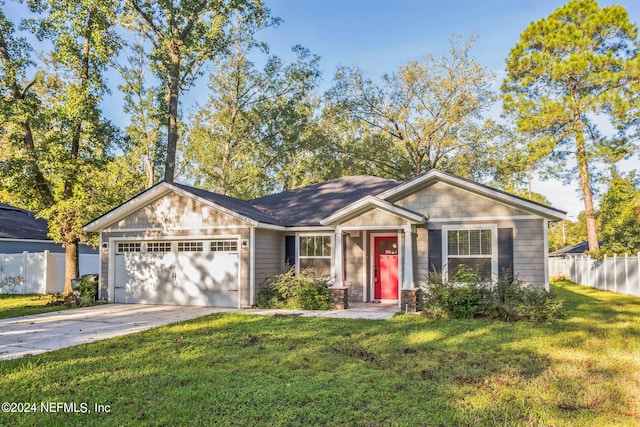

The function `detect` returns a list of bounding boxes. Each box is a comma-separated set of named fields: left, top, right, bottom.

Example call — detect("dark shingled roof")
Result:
left=172, top=183, right=287, bottom=225
left=249, top=176, right=399, bottom=226
left=176, top=176, right=399, bottom=226
left=0, top=203, right=49, bottom=239
left=549, top=240, right=602, bottom=257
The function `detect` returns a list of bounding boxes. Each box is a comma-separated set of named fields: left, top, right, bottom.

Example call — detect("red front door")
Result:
left=374, top=236, right=398, bottom=300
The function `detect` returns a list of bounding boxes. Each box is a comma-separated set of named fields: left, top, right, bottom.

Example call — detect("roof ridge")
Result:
left=250, top=175, right=398, bottom=203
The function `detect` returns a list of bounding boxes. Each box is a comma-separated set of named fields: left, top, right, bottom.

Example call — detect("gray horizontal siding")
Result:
left=395, top=181, right=530, bottom=218
left=417, top=218, right=546, bottom=285
left=254, top=229, right=284, bottom=289
left=511, top=218, right=545, bottom=285
left=345, top=234, right=364, bottom=301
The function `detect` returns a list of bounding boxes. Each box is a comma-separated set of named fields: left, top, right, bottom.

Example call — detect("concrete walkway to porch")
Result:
left=245, top=302, right=400, bottom=320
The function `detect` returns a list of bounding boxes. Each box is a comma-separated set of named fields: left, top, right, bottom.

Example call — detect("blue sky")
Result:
left=193, top=0, right=640, bottom=218
left=6, top=0, right=640, bottom=218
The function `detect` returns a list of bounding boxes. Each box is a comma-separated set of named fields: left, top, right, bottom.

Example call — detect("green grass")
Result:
left=0, top=294, right=69, bottom=320
left=1, top=281, right=639, bottom=426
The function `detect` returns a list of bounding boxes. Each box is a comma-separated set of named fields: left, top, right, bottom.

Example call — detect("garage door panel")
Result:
left=114, top=240, right=239, bottom=307
left=115, top=252, right=175, bottom=304
left=176, top=251, right=238, bottom=307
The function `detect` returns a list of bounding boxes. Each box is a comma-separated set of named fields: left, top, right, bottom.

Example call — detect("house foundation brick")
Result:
left=330, top=287, right=349, bottom=309
left=401, top=288, right=419, bottom=313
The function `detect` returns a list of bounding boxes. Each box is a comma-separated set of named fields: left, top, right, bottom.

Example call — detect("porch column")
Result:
left=333, top=228, right=344, bottom=287
left=401, top=225, right=418, bottom=312
left=403, top=225, right=415, bottom=289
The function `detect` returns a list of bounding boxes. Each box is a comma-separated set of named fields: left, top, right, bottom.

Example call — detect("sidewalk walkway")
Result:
left=244, top=302, right=399, bottom=319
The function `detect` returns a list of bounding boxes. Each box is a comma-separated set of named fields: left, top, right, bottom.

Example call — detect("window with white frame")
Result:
left=178, top=241, right=203, bottom=252
left=446, top=228, right=493, bottom=280
left=211, top=240, right=238, bottom=252
left=298, top=235, right=332, bottom=275
left=147, top=242, right=172, bottom=252
left=117, top=242, right=141, bottom=253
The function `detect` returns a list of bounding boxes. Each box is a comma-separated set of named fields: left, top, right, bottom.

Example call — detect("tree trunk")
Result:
left=64, top=240, right=80, bottom=293
left=164, top=49, right=180, bottom=183
left=61, top=10, right=93, bottom=293
left=573, top=113, right=600, bottom=252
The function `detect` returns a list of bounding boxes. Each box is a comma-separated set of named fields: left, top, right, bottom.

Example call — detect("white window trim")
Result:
left=294, top=232, right=334, bottom=276
left=441, top=224, right=498, bottom=281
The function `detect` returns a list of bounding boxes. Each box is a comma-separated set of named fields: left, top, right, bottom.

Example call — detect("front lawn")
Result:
left=1, top=281, right=639, bottom=426
left=0, top=294, right=69, bottom=320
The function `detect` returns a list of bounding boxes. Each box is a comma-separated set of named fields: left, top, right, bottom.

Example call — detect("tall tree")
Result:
left=0, top=0, right=122, bottom=291
left=124, top=0, right=265, bottom=183
left=325, top=36, right=497, bottom=181
left=502, top=0, right=640, bottom=252
left=115, top=39, right=166, bottom=189
left=183, top=13, right=323, bottom=198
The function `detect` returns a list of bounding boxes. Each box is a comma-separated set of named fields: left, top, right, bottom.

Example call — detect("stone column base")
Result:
left=400, top=288, right=419, bottom=313
left=330, top=287, right=349, bottom=310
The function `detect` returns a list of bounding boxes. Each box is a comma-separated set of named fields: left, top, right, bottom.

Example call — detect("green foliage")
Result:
left=255, top=268, right=332, bottom=310
left=115, top=41, right=167, bottom=189
left=72, top=274, right=98, bottom=301
left=183, top=19, right=325, bottom=198
left=0, top=1, right=132, bottom=290
left=595, top=168, right=640, bottom=255
left=502, top=0, right=640, bottom=253
left=0, top=294, right=69, bottom=319
left=325, top=35, right=498, bottom=181
left=420, top=269, right=564, bottom=322
left=124, top=0, right=268, bottom=182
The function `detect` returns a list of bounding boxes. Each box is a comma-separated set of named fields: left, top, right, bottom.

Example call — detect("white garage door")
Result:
left=114, top=240, right=239, bottom=307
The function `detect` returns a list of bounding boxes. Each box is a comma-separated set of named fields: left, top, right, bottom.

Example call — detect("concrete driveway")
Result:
left=0, top=302, right=398, bottom=361
left=0, top=304, right=226, bottom=361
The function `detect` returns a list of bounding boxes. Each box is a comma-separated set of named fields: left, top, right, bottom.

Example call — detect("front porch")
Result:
left=312, top=194, right=427, bottom=311
left=323, top=213, right=427, bottom=311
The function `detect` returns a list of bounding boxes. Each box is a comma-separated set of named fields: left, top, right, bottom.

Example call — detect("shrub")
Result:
left=419, top=270, right=479, bottom=319
left=520, top=286, right=565, bottom=322
left=419, top=269, right=564, bottom=322
left=255, top=268, right=332, bottom=310
left=70, top=274, right=99, bottom=307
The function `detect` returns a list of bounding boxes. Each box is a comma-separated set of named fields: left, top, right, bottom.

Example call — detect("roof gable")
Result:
left=320, top=196, right=426, bottom=226
left=378, top=170, right=566, bottom=221
left=83, top=182, right=271, bottom=232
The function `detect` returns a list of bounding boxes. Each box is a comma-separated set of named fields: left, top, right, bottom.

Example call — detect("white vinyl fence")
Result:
left=549, top=254, right=640, bottom=298
left=0, top=251, right=99, bottom=294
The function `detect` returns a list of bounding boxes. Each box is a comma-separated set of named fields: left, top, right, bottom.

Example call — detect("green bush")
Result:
left=255, top=268, right=332, bottom=310
left=71, top=275, right=98, bottom=307
left=73, top=275, right=98, bottom=299
left=419, top=268, right=564, bottom=322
